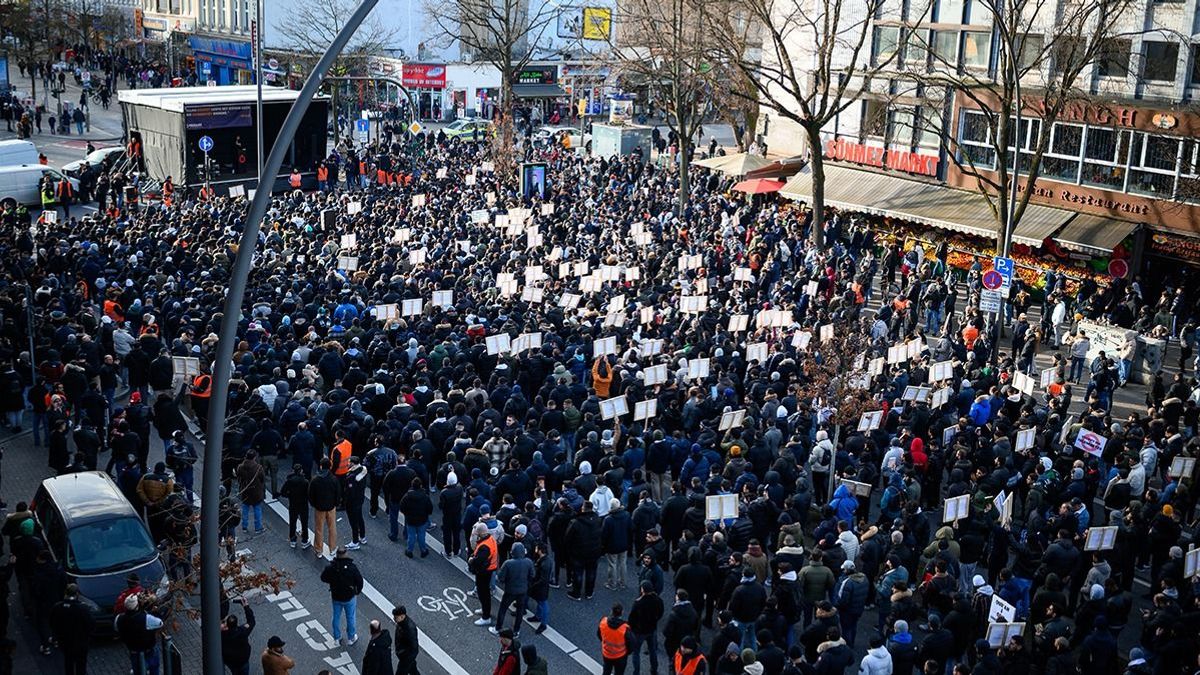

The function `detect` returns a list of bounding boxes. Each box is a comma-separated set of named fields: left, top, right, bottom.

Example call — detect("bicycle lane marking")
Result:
left=263, top=499, right=471, bottom=675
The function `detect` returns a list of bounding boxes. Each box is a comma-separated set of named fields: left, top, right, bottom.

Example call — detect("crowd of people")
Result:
left=0, top=114, right=1198, bottom=675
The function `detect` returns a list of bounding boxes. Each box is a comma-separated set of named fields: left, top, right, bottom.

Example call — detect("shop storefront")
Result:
left=189, top=36, right=253, bottom=86
left=512, top=65, right=568, bottom=122
left=948, top=93, right=1200, bottom=296
left=401, top=63, right=448, bottom=121
left=560, top=62, right=611, bottom=118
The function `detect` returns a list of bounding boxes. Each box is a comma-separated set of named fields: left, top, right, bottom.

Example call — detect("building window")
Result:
left=1143, top=41, right=1179, bottom=82
left=933, top=31, right=958, bottom=65
left=1081, top=127, right=1130, bottom=191
left=873, top=26, right=900, bottom=65
left=937, top=0, right=965, bottom=23
left=1180, top=140, right=1200, bottom=203
left=905, top=30, right=930, bottom=67
left=862, top=100, right=887, bottom=140
left=1016, top=34, right=1044, bottom=70
left=1190, top=43, right=1200, bottom=85
left=889, top=108, right=915, bottom=146
left=958, top=109, right=995, bottom=169
left=965, top=0, right=992, bottom=25
left=915, top=107, right=940, bottom=148
left=1098, top=39, right=1132, bottom=78
left=1128, top=132, right=1179, bottom=197
left=1052, top=37, right=1086, bottom=74
left=963, top=31, right=991, bottom=68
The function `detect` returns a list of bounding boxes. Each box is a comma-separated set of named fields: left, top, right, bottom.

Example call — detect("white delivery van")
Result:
left=0, top=140, right=40, bottom=166
left=0, top=164, right=78, bottom=208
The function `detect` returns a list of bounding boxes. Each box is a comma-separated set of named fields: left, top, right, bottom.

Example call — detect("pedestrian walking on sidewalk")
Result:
left=321, top=547, right=364, bottom=647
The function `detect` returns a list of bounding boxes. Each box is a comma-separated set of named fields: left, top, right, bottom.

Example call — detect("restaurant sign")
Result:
left=824, top=139, right=939, bottom=177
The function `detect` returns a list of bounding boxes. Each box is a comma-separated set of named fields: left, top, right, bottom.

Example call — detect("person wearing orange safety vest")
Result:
left=330, top=430, right=352, bottom=477
left=190, top=369, right=212, bottom=427
left=289, top=168, right=302, bottom=190
left=673, top=637, right=707, bottom=675
left=469, top=524, right=500, bottom=624
left=597, top=603, right=632, bottom=674
left=55, top=175, right=75, bottom=218
left=198, top=184, right=214, bottom=201
left=316, top=163, right=329, bottom=191
left=162, top=176, right=174, bottom=206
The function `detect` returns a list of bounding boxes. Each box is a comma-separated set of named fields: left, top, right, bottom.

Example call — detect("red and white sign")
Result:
left=1074, top=429, right=1108, bottom=457
left=402, top=63, right=447, bottom=89
left=982, top=270, right=1003, bottom=290
left=824, top=138, right=940, bottom=177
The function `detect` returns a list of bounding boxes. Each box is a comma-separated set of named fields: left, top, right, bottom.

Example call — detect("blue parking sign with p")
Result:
left=993, top=256, right=1014, bottom=290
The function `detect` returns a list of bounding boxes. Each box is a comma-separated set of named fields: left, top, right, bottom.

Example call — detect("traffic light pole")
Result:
left=199, top=1, right=381, bottom=673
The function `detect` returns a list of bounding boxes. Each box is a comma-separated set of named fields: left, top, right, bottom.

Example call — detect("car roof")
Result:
left=39, top=472, right=138, bottom=527
left=0, top=164, right=53, bottom=173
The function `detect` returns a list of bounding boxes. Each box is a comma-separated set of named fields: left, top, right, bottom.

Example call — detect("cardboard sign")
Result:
left=512, top=332, right=543, bottom=354
left=746, top=342, right=768, bottom=365
left=346, top=200, right=361, bottom=214
left=887, top=344, right=907, bottom=364
left=643, top=364, right=668, bottom=387
left=541, top=203, right=555, bottom=216
left=634, top=399, right=657, bottom=421
left=728, top=315, right=750, bottom=333
left=868, top=357, right=885, bottom=377
left=994, top=491, right=1013, bottom=526
left=401, top=298, right=423, bottom=317
left=498, top=279, right=520, bottom=297
left=485, top=334, right=512, bottom=355
left=677, top=254, right=703, bottom=271
left=680, top=295, right=708, bottom=314
left=625, top=267, right=641, bottom=282
left=928, top=360, right=954, bottom=383
left=804, top=280, right=818, bottom=297
left=902, top=386, right=931, bottom=402
left=521, top=286, right=545, bottom=304
left=719, top=409, right=747, bottom=431
left=858, top=410, right=883, bottom=432
left=1012, top=371, right=1036, bottom=397
left=394, top=227, right=412, bottom=243
left=986, top=622, right=1025, bottom=648
left=432, top=290, right=454, bottom=308
left=411, top=194, right=427, bottom=208
left=1083, top=526, right=1118, bottom=551
left=228, top=184, right=246, bottom=198
left=593, top=336, right=618, bottom=357
left=820, top=325, right=834, bottom=342
left=687, top=358, right=710, bottom=381
left=599, top=395, right=629, bottom=420
left=374, top=303, right=399, bottom=321
left=470, top=209, right=490, bottom=224
left=1040, top=367, right=1057, bottom=389
left=436, top=167, right=448, bottom=179
left=792, top=331, right=812, bottom=351
left=1185, top=547, right=1200, bottom=579
left=1168, top=456, right=1196, bottom=479
left=705, top=494, right=738, bottom=522
left=734, top=267, right=754, bottom=283
left=943, top=426, right=957, bottom=447
left=337, top=255, right=359, bottom=271
left=1074, top=429, right=1108, bottom=457
left=464, top=173, right=477, bottom=186
left=409, top=248, right=427, bottom=265
left=559, top=293, right=582, bottom=309
left=574, top=261, right=590, bottom=277
left=1015, top=427, right=1036, bottom=452
left=943, top=494, right=969, bottom=522
left=640, top=339, right=664, bottom=357
left=930, top=387, right=951, bottom=409
left=640, top=306, right=656, bottom=324
left=339, top=233, right=357, bottom=249
left=836, top=478, right=873, bottom=497
left=634, top=232, right=653, bottom=246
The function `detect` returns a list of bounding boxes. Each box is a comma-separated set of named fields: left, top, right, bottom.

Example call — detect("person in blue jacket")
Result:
left=828, top=483, right=858, bottom=524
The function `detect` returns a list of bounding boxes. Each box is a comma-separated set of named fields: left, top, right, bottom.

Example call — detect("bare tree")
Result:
left=599, top=0, right=712, bottom=213
left=425, top=0, right=558, bottom=176
left=274, top=0, right=400, bottom=143
left=707, top=0, right=918, bottom=247
left=907, top=0, right=1138, bottom=252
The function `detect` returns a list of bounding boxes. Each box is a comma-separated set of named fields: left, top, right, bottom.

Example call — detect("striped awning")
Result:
left=1053, top=214, right=1139, bottom=255
left=780, top=165, right=1076, bottom=243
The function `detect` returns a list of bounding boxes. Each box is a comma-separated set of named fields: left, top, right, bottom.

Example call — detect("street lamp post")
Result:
left=199, top=1, right=382, bottom=674
left=991, top=0, right=1021, bottom=365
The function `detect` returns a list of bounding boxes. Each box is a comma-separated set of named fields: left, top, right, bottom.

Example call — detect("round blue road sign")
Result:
left=198, top=135, right=214, bottom=152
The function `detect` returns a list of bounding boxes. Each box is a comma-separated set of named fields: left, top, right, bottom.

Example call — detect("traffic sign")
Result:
left=408, top=121, right=423, bottom=135
left=993, top=256, right=1015, bottom=292
left=980, top=289, right=1003, bottom=314
left=198, top=135, right=214, bottom=152
left=982, top=269, right=1003, bottom=290
left=355, top=119, right=370, bottom=143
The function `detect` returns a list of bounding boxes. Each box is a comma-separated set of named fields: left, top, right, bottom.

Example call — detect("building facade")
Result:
left=767, top=0, right=1200, bottom=292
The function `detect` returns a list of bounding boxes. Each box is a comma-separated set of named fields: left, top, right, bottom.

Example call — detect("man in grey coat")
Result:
left=491, top=542, right=534, bottom=637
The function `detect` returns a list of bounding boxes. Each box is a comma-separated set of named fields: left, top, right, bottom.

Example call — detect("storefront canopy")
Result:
left=512, top=84, right=568, bottom=98
left=1053, top=214, right=1139, bottom=255
left=780, top=165, right=1076, bottom=243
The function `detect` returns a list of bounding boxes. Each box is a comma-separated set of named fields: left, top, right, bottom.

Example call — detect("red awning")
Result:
left=733, top=178, right=785, bottom=194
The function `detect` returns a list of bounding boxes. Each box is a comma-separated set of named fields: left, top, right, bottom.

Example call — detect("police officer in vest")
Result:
left=598, top=602, right=633, bottom=675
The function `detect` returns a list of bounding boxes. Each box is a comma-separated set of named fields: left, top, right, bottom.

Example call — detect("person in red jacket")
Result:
left=491, top=629, right=519, bottom=675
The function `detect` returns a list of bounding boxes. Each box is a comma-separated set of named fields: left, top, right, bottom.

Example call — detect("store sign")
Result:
left=516, top=66, right=557, bottom=85
left=1030, top=100, right=1136, bottom=128
left=1148, top=232, right=1200, bottom=263
left=1016, top=182, right=1150, bottom=216
left=824, top=139, right=939, bottom=177
left=402, top=63, right=446, bottom=89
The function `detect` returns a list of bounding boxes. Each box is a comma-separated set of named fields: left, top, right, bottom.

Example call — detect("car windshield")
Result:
left=67, top=517, right=157, bottom=574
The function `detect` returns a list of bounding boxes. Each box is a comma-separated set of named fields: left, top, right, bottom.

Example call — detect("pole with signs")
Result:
left=254, top=9, right=264, bottom=177
left=198, top=135, right=214, bottom=189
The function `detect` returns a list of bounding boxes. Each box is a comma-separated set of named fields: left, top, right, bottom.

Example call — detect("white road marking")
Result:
left=264, top=498, right=471, bottom=675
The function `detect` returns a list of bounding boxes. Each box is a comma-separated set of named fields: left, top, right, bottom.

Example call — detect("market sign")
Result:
left=402, top=63, right=446, bottom=89
left=824, top=138, right=939, bottom=177
left=185, top=103, right=253, bottom=130
left=516, top=66, right=557, bottom=85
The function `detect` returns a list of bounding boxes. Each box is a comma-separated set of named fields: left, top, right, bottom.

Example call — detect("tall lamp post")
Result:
left=199, top=1, right=381, bottom=673
left=991, top=0, right=1021, bottom=364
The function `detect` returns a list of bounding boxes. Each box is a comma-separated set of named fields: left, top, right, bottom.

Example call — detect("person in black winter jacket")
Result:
left=281, top=464, right=311, bottom=548
left=321, top=547, right=364, bottom=644
left=564, top=501, right=603, bottom=599
left=398, top=479, right=434, bottom=558
left=220, top=599, right=256, bottom=675
left=628, top=580, right=664, bottom=675
left=727, top=568, right=767, bottom=650
left=662, top=589, right=700, bottom=660
left=392, top=606, right=420, bottom=675
left=362, top=619, right=394, bottom=675
left=439, top=472, right=464, bottom=556
left=49, top=583, right=94, bottom=674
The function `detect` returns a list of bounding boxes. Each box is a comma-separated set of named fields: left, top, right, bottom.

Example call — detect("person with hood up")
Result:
left=858, top=635, right=892, bottom=675
left=969, top=575, right=994, bottom=628
left=809, top=430, right=834, bottom=497
left=828, top=484, right=857, bottom=525
left=591, top=479, right=616, bottom=517
left=602, top=498, right=632, bottom=590
left=597, top=602, right=631, bottom=675
left=886, top=620, right=917, bottom=674
left=492, top=542, right=534, bottom=637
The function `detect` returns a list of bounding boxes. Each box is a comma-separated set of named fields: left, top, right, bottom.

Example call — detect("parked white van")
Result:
left=0, top=164, right=79, bottom=208
left=0, top=140, right=40, bottom=167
